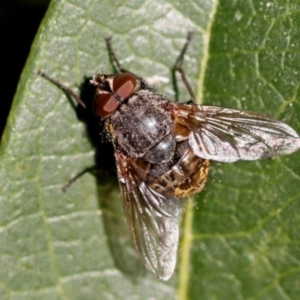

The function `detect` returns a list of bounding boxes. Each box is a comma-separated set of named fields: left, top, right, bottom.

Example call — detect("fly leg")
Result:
left=37, top=71, right=86, bottom=109
left=172, top=32, right=196, bottom=103
left=105, top=37, right=129, bottom=74
left=105, top=37, right=148, bottom=86
left=61, top=166, right=98, bottom=192
left=61, top=165, right=116, bottom=192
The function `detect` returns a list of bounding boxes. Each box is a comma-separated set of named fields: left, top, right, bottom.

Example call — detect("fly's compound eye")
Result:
left=113, top=73, right=137, bottom=99
left=93, top=93, right=119, bottom=118
left=93, top=73, right=137, bottom=119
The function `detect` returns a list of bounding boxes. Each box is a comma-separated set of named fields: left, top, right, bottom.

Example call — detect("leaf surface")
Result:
left=1, top=1, right=300, bottom=299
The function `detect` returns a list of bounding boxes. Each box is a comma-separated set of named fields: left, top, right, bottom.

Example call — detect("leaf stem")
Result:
left=178, top=197, right=194, bottom=300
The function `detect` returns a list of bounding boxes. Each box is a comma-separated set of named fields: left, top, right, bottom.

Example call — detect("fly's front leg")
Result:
left=172, top=32, right=196, bottom=103
left=37, top=71, right=86, bottom=109
left=105, top=37, right=128, bottom=74
left=105, top=37, right=148, bottom=87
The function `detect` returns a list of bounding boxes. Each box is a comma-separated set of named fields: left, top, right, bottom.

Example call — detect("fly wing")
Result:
left=115, top=151, right=183, bottom=280
left=174, top=104, right=300, bottom=162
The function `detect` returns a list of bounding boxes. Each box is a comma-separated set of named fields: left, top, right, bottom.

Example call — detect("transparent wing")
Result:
left=115, top=151, right=183, bottom=280
left=174, top=104, right=300, bottom=162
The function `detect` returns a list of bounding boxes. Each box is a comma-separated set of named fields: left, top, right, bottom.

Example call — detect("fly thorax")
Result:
left=110, top=91, right=176, bottom=164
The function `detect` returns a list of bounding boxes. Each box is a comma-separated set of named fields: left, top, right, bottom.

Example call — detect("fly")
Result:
left=38, top=32, right=300, bottom=280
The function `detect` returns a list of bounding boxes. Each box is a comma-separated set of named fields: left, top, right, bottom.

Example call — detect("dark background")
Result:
left=0, top=0, right=49, bottom=137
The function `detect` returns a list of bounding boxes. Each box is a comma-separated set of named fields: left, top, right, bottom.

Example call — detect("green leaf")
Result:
left=1, top=0, right=300, bottom=299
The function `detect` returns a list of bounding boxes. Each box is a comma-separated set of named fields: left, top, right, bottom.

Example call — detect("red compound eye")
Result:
left=113, top=73, right=137, bottom=99
left=93, top=93, right=119, bottom=118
